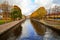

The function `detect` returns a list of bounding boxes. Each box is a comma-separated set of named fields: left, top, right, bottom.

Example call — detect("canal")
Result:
left=3, top=19, right=60, bottom=40
left=16, top=19, right=60, bottom=40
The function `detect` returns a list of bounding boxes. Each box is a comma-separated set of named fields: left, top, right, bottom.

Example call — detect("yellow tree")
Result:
left=38, top=7, right=47, bottom=19
left=30, top=7, right=47, bottom=20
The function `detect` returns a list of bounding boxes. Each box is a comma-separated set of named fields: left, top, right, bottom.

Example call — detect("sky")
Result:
left=0, top=0, right=60, bottom=16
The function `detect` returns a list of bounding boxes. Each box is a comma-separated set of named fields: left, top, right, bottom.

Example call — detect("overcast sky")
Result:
left=0, top=0, right=60, bottom=16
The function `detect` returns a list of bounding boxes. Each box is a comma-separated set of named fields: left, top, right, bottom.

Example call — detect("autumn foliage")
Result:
left=10, top=5, right=22, bottom=20
left=30, top=7, right=47, bottom=20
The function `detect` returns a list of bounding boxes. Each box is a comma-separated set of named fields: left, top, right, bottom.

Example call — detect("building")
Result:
left=47, top=5, right=60, bottom=19
left=0, top=1, right=12, bottom=20
left=46, top=12, right=60, bottom=19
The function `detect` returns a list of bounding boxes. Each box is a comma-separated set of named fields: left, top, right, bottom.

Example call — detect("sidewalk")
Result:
left=0, top=18, right=25, bottom=35
left=40, top=20, right=60, bottom=30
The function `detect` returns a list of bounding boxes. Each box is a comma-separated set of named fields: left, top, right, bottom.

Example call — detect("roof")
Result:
left=47, top=12, right=60, bottom=16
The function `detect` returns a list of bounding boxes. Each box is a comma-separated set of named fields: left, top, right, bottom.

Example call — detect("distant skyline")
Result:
left=0, top=0, right=60, bottom=16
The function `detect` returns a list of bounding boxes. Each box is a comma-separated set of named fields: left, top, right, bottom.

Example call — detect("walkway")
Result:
left=32, top=19, right=60, bottom=30
left=0, top=18, right=25, bottom=35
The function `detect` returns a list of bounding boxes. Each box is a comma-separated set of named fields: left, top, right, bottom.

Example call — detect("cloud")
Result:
left=52, top=0, right=60, bottom=6
left=35, top=0, right=53, bottom=9
left=18, top=0, right=39, bottom=16
left=53, top=0, right=60, bottom=4
left=16, top=0, right=53, bottom=15
left=1, top=0, right=60, bottom=15
left=19, top=0, right=53, bottom=15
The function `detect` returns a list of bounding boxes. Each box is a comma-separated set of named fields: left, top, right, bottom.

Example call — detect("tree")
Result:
left=30, top=7, right=47, bottom=20
left=10, top=5, right=22, bottom=20
left=38, top=7, right=47, bottom=19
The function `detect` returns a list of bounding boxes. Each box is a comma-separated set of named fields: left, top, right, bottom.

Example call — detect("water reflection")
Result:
left=1, top=19, right=60, bottom=40
left=16, top=19, right=60, bottom=40
left=30, top=19, right=46, bottom=35
left=30, top=19, right=60, bottom=40
left=7, top=25, right=22, bottom=40
left=43, top=27, right=60, bottom=40
left=0, top=25, right=22, bottom=40
left=16, top=19, right=43, bottom=40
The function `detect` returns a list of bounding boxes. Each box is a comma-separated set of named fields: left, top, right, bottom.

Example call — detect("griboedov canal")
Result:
left=16, top=19, right=60, bottom=40
left=1, top=19, right=60, bottom=40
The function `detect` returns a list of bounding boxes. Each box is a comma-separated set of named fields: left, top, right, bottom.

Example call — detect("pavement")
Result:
left=40, top=19, right=60, bottom=30
left=0, top=18, right=25, bottom=35
left=31, top=18, right=60, bottom=30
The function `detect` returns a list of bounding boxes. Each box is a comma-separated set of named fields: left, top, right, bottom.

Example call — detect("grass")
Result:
left=0, top=20, right=12, bottom=25
left=0, top=20, right=5, bottom=25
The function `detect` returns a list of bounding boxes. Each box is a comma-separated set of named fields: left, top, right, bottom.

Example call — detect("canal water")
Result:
left=16, top=19, right=60, bottom=40
left=16, top=19, right=43, bottom=40
left=5, top=19, right=60, bottom=40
